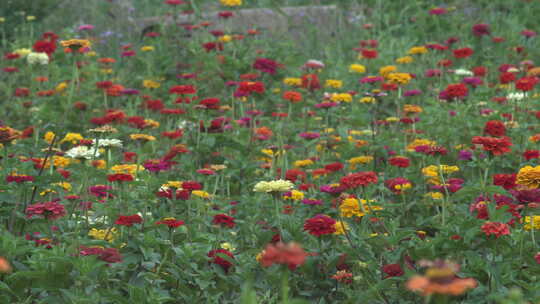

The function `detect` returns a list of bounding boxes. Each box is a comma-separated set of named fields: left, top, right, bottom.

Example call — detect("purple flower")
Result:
left=458, top=150, right=473, bottom=161
left=403, top=89, right=422, bottom=97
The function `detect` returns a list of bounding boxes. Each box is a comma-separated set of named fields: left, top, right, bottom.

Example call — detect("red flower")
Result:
left=212, top=214, right=236, bottom=228
left=483, top=120, right=506, bottom=137
left=515, top=76, right=538, bottom=92
left=259, top=242, right=307, bottom=270
left=301, top=74, right=321, bottom=91
left=6, top=175, right=34, bottom=183
left=252, top=58, right=281, bottom=75
left=80, top=246, right=122, bottom=263
left=208, top=249, right=234, bottom=272
left=107, top=173, right=134, bottom=182
left=472, top=23, right=490, bottom=36
left=161, top=129, right=184, bottom=139
left=472, top=136, right=512, bottom=156
left=340, top=171, right=378, bottom=189
left=325, top=162, right=344, bottom=172
left=285, top=169, right=306, bottom=183
left=199, top=98, right=220, bottom=109
left=156, top=218, right=185, bottom=228
left=303, top=214, right=336, bottom=237
left=385, top=177, right=412, bottom=194
left=360, top=48, right=378, bottom=59
left=524, top=150, right=540, bottom=160
left=535, top=253, right=540, bottom=264
left=169, top=85, right=197, bottom=95
left=115, top=214, right=143, bottom=227
left=234, top=81, right=265, bottom=97
left=499, top=72, right=515, bottom=84
left=382, top=264, right=404, bottom=278
left=443, top=83, right=469, bottom=99
left=453, top=47, right=474, bottom=59
left=26, top=201, right=66, bottom=220
left=493, top=174, right=517, bottom=190
left=389, top=156, right=410, bottom=168
left=481, top=222, right=510, bottom=238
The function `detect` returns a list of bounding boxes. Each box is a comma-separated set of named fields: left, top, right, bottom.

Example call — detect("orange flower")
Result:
left=254, top=127, right=273, bottom=140
left=282, top=91, right=302, bottom=103
left=406, top=260, right=477, bottom=297
left=0, top=256, right=12, bottom=273
left=259, top=242, right=307, bottom=270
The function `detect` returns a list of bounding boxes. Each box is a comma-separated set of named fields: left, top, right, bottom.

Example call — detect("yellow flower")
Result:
left=524, top=216, right=540, bottom=230
left=192, top=190, right=211, bottom=198
left=396, top=56, right=414, bottom=64
left=340, top=198, right=364, bottom=217
left=359, top=97, right=376, bottom=104
left=294, top=159, right=314, bottom=167
left=349, top=64, right=366, bottom=73
left=272, top=88, right=281, bottom=94
left=284, top=190, right=304, bottom=201
left=253, top=180, right=294, bottom=193
left=60, top=39, right=91, bottom=50
left=93, top=159, right=107, bottom=169
left=404, top=104, right=423, bottom=114
left=407, top=138, right=436, bottom=151
left=516, top=166, right=540, bottom=189
left=130, top=134, right=156, bottom=141
left=85, top=51, right=97, bottom=57
left=162, top=181, right=183, bottom=189
left=14, top=48, right=31, bottom=57
left=221, top=242, right=236, bottom=251
left=143, top=80, right=160, bottom=89
left=387, top=72, right=412, bottom=85
left=52, top=182, right=72, bottom=192
left=283, top=78, right=302, bottom=86
left=56, top=82, right=69, bottom=93
left=330, top=93, right=352, bottom=102
left=26, top=16, right=36, bottom=21
left=140, top=46, right=155, bottom=52
left=348, top=156, right=374, bottom=170
left=325, top=79, right=343, bottom=89
left=88, top=228, right=117, bottom=242
left=144, top=119, right=160, bottom=128
left=52, top=156, right=71, bottom=168
left=60, top=132, right=84, bottom=144
left=219, top=35, right=232, bottom=43
left=101, top=69, right=113, bottom=74
left=386, top=117, right=399, bottom=122
left=110, top=164, right=144, bottom=175
left=408, top=46, right=428, bottom=55
left=220, top=0, right=242, bottom=6
left=426, top=192, right=444, bottom=200
left=333, top=221, right=350, bottom=235
left=44, top=131, right=56, bottom=144
left=379, top=65, right=397, bottom=77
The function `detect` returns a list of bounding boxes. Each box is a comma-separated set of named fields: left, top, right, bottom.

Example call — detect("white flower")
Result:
left=93, top=138, right=123, bottom=148
left=27, top=52, right=49, bottom=65
left=65, top=145, right=100, bottom=159
left=253, top=179, right=294, bottom=193
left=507, top=92, right=527, bottom=101
left=454, top=68, right=473, bottom=76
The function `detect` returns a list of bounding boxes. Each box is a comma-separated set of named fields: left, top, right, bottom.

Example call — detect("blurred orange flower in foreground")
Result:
left=0, top=256, right=12, bottom=273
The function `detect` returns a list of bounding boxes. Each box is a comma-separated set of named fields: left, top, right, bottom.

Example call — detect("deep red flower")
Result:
left=6, top=175, right=34, bottom=183
left=199, top=97, right=220, bottom=109
left=481, top=222, right=510, bottom=238
left=212, top=214, right=236, bottom=228
left=524, top=150, right=540, bottom=160
left=303, top=214, right=336, bottom=237
left=325, top=162, right=344, bottom=172
left=208, top=249, right=234, bottom=272
left=107, top=173, right=134, bottom=182
left=499, top=72, right=516, bottom=84
left=360, top=48, right=378, bottom=59
left=493, top=174, right=517, bottom=190
left=472, top=136, right=512, bottom=156
left=26, top=201, right=66, bottom=220
left=472, top=23, right=490, bottom=36
left=453, top=47, right=474, bottom=59
left=156, top=218, right=185, bottom=228
left=115, top=214, right=143, bottom=227
left=340, top=171, right=378, bottom=189
left=301, top=74, right=321, bottom=91
left=443, top=83, right=469, bottom=99
left=472, top=66, right=487, bottom=77
left=169, top=85, right=197, bottom=95
left=385, top=177, right=412, bottom=194
left=80, top=246, right=122, bottom=263
left=484, top=120, right=506, bottom=137
left=515, top=76, right=538, bottom=92
left=389, top=156, right=410, bottom=168
left=285, top=169, right=306, bottom=183
left=382, top=264, right=404, bottom=278
left=252, top=58, right=281, bottom=75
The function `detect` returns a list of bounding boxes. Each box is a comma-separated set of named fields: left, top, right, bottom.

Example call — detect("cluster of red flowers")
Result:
left=115, top=214, right=143, bottom=227
left=340, top=171, right=378, bottom=189
left=303, top=214, right=336, bottom=236
left=472, top=136, right=512, bottom=156
left=26, top=201, right=66, bottom=220
left=79, top=246, right=122, bottom=263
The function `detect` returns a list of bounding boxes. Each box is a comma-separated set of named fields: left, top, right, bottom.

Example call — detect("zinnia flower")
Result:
left=303, top=214, right=336, bottom=236
left=253, top=180, right=294, bottom=193
left=516, top=166, right=540, bottom=189
left=208, top=249, right=234, bottom=272
left=259, top=242, right=307, bottom=270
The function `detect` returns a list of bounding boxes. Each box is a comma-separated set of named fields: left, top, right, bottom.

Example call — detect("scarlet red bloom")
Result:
left=483, top=120, right=506, bottom=137
left=325, top=162, right=344, bottom=172
left=285, top=169, right=306, bottom=183
left=115, top=214, right=143, bottom=227
left=493, top=174, right=517, bottom=190
left=161, top=129, right=184, bottom=139
left=389, top=156, right=410, bottom=168
left=169, top=85, right=197, bottom=95
left=453, top=47, right=474, bottom=59
left=156, top=218, right=185, bottom=228
left=208, top=249, right=234, bottom=272
left=360, top=48, right=378, bottom=59
left=234, top=81, right=265, bottom=97
left=282, top=91, right=302, bottom=103
left=301, top=74, right=321, bottom=91
left=107, top=173, right=134, bottom=182
left=481, top=222, right=510, bottom=238
left=199, top=98, right=220, bottom=109
left=212, top=214, right=236, bottom=228
left=499, top=72, right=515, bottom=84
left=259, top=242, right=307, bottom=270
left=303, top=214, right=336, bottom=237
left=340, top=171, right=378, bottom=189
left=6, top=175, right=34, bottom=183
left=524, top=150, right=540, bottom=161
left=515, top=76, right=538, bottom=92
left=472, top=136, right=512, bottom=156
left=442, top=83, right=469, bottom=100
left=385, top=177, right=412, bottom=194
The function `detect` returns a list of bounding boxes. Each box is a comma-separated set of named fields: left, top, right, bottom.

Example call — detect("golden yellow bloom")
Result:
left=283, top=78, right=302, bottom=86
left=162, top=181, right=183, bottom=189
left=130, top=134, right=156, bottom=141
left=44, top=131, right=56, bottom=144
left=407, top=138, right=436, bottom=151
left=340, top=198, right=382, bottom=218
left=52, top=182, right=72, bottom=192
left=404, top=104, right=423, bottom=114
left=52, top=156, right=71, bottom=168
left=219, top=35, right=232, bottom=43
left=140, top=46, right=155, bottom=52
left=387, top=72, right=412, bottom=85
left=56, top=82, right=68, bottom=92
left=60, top=132, right=84, bottom=144
left=426, top=192, right=444, bottom=200
left=379, top=65, right=397, bottom=77
left=192, top=190, right=211, bottom=198
left=88, top=228, right=117, bottom=242
left=524, top=216, right=540, bottom=230
left=110, top=164, right=144, bottom=175
left=359, top=97, right=376, bottom=104
left=60, top=39, right=91, bottom=50
left=330, top=93, right=352, bottom=102
left=333, top=221, right=350, bottom=235
left=143, top=80, right=160, bottom=89
left=396, top=56, right=414, bottom=64
left=294, top=159, right=314, bottom=167
left=408, top=46, right=428, bottom=55
left=221, top=242, right=236, bottom=251
left=516, top=166, right=540, bottom=189
left=349, top=64, right=366, bottom=73
left=93, top=159, right=107, bottom=169
left=144, top=119, right=160, bottom=128
left=284, top=190, right=304, bottom=201
left=220, top=0, right=242, bottom=6
left=325, top=79, right=343, bottom=89
left=348, top=156, right=373, bottom=170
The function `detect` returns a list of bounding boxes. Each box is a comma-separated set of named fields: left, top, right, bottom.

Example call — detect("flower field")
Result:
left=2, top=0, right=540, bottom=303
